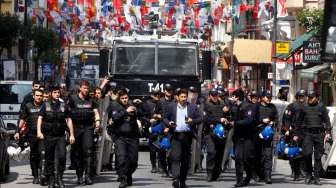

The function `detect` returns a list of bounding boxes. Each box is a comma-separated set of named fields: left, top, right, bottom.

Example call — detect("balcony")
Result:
left=285, top=0, right=304, bottom=10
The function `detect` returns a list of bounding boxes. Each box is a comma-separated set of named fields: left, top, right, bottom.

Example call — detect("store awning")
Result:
left=234, top=39, right=272, bottom=64
left=300, top=64, right=330, bottom=78
left=277, top=30, right=317, bottom=60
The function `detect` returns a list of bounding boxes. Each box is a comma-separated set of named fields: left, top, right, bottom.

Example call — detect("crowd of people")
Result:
left=13, top=78, right=332, bottom=188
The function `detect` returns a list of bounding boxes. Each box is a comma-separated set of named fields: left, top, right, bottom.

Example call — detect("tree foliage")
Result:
left=31, top=26, right=60, bottom=64
left=0, top=13, right=21, bottom=58
left=296, top=8, right=324, bottom=34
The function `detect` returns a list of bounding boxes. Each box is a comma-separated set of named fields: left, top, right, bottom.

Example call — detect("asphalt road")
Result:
left=2, top=151, right=336, bottom=188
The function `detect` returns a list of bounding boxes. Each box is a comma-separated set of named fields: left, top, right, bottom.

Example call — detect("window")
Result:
left=158, top=46, right=197, bottom=75
left=115, top=45, right=155, bottom=74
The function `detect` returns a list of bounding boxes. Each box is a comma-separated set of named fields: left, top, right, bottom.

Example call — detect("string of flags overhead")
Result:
left=25, top=0, right=286, bottom=47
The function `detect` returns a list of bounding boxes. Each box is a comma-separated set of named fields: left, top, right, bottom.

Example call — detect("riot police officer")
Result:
left=108, top=89, right=141, bottom=188
left=299, top=91, right=331, bottom=185
left=37, top=85, right=75, bottom=188
left=15, top=89, right=44, bottom=184
left=256, top=90, right=278, bottom=184
left=68, top=80, right=100, bottom=185
left=203, top=89, right=228, bottom=181
left=282, top=89, right=306, bottom=181
left=143, top=89, right=163, bottom=173
left=230, top=89, right=254, bottom=187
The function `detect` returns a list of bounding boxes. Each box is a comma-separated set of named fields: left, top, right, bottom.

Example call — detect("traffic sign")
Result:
left=276, top=42, right=290, bottom=54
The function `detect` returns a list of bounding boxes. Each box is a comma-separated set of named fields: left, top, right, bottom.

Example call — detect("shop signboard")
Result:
left=276, top=42, right=290, bottom=54
left=303, top=41, right=321, bottom=63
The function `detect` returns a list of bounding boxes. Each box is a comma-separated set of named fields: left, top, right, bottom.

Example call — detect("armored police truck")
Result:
left=96, top=36, right=204, bottom=174
left=108, top=36, right=202, bottom=97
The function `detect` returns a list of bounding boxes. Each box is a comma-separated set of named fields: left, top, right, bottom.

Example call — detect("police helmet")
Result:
left=213, top=123, right=225, bottom=139
left=189, top=86, right=197, bottom=93
left=259, top=125, right=274, bottom=140
left=164, top=83, right=173, bottom=91
left=307, top=90, right=318, bottom=98
left=284, top=146, right=302, bottom=158
left=159, top=137, right=172, bottom=150
left=261, top=90, right=272, bottom=98
left=249, top=90, right=259, bottom=97
left=295, top=89, right=306, bottom=98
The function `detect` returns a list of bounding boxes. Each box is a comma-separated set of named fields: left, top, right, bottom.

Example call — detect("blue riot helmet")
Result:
left=276, top=138, right=287, bottom=156
left=149, top=122, right=163, bottom=135
left=285, top=146, right=302, bottom=158
left=259, top=125, right=274, bottom=140
left=159, top=137, right=172, bottom=150
left=213, top=123, right=225, bottom=139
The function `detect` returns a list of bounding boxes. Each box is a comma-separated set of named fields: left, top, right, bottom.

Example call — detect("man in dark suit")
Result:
left=163, top=88, right=202, bottom=188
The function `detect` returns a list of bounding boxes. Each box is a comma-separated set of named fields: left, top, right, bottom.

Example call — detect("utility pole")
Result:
left=23, top=0, right=28, bottom=80
left=229, top=11, right=235, bottom=91
left=272, top=0, right=278, bottom=98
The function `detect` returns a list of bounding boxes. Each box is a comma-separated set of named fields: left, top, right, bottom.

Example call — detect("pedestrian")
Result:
left=15, top=89, right=45, bottom=185
left=163, top=88, right=202, bottom=188
left=108, top=89, right=141, bottom=188
left=230, top=89, right=255, bottom=187
left=36, top=85, right=75, bottom=188
left=68, top=80, right=101, bottom=185
left=299, top=91, right=331, bottom=185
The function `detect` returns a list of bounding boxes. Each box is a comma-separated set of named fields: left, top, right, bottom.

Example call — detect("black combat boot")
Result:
left=32, top=168, right=39, bottom=184
left=85, top=155, right=94, bottom=185
left=119, top=175, right=128, bottom=188
left=48, top=176, right=56, bottom=188
left=127, top=174, right=133, bottom=186
left=56, top=174, right=65, bottom=188
left=76, top=170, right=84, bottom=185
left=234, top=176, right=245, bottom=187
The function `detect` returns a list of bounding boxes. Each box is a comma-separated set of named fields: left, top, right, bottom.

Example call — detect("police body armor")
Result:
left=303, top=104, right=324, bottom=129
left=25, top=102, right=42, bottom=136
left=70, top=95, right=95, bottom=126
left=43, top=102, right=67, bottom=136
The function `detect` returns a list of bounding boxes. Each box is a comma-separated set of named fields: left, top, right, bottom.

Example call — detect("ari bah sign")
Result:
left=303, top=41, right=321, bottom=63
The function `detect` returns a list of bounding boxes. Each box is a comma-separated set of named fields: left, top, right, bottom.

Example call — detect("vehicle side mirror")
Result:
left=99, top=49, right=109, bottom=78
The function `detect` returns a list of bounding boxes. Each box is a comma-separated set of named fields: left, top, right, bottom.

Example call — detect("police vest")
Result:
left=70, top=94, right=95, bottom=125
left=303, top=104, right=324, bottom=128
left=43, top=102, right=67, bottom=136
left=25, top=102, right=42, bottom=134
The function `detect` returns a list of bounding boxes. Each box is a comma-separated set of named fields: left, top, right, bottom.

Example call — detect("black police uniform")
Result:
left=20, top=101, right=44, bottom=183
left=282, top=100, right=305, bottom=180
left=143, top=97, right=162, bottom=173
left=300, top=100, right=331, bottom=184
left=256, top=101, right=278, bottom=183
left=232, top=101, right=255, bottom=187
left=39, top=100, right=70, bottom=188
left=203, top=99, right=226, bottom=181
left=68, top=94, right=98, bottom=184
left=108, top=101, right=140, bottom=188
left=157, top=96, right=174, bottom=175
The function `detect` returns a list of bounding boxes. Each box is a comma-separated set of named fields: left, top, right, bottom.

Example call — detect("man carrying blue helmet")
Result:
left=203, top=88, right=231, bottom=182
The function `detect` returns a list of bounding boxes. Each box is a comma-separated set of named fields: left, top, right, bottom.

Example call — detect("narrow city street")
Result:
left=2, top=152, right=336, bottom=188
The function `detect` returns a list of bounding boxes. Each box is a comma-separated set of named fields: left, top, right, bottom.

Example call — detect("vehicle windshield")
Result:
left=114, top=42, right=197, bottom=76
left=115, top=44, right=155, bottom=74
left=0, top=84, right=31, bottom=104
left=158, top=45, right=197, bottom=75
